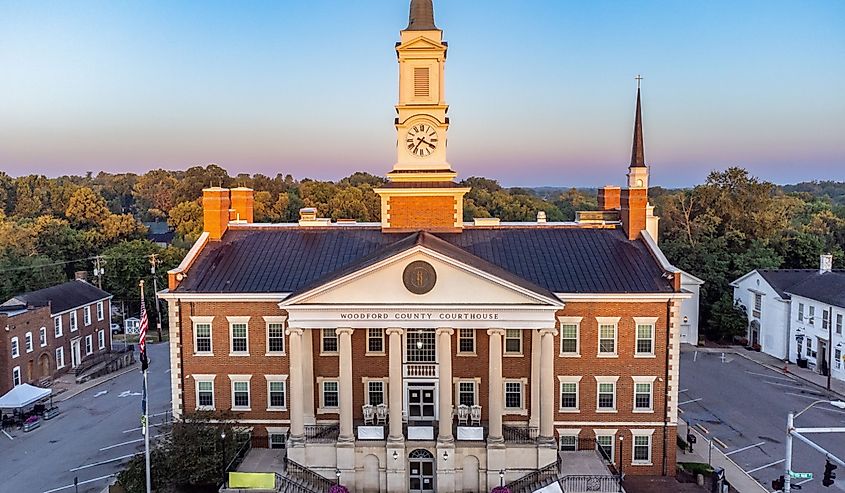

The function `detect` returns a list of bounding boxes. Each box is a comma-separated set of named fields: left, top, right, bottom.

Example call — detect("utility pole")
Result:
left=828, top=307, right=833, bottom=392
left=94, top=256, right=105, bottom=289
left=149, top=254, right=163, bottom=341
left=783, top=400, right=845, bottom=492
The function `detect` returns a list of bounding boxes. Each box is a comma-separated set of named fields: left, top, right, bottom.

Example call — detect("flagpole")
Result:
left=140, top=280, right=151, bottom=493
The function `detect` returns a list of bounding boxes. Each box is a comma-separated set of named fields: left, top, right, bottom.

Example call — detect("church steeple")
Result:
left=630, top=76, right=646, bottom=168
left=407, top=0, right=438, bottom=31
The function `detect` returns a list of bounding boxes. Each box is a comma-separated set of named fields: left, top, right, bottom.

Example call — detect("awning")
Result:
left=0, top=384, right=52, bottom=409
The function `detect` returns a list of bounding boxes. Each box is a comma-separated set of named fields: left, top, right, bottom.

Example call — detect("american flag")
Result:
left=139, top=291, right=149, bottom=371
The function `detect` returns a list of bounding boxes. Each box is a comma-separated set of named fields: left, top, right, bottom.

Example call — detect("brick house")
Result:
left=1, top=280, right=113, bottom=394
left=159, top=2, right=689, bottom=491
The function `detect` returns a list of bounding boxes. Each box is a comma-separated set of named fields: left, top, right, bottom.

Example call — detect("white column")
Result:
left=387, top=328, right=404, bottom=441
left=302, top=329, right=316, bottom=424
left=286, top=327, right=305, bottom=443
left=529, top=329, right=540, bottom=429
left=338, top=327, right=354, bottom=441
left=487, top=329, right=505, bottom=443
left=437, top=328, right=454, bottom=442
left=539, top=328, right=557, bottom=441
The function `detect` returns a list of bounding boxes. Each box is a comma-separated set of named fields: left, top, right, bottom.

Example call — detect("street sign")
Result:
left=790, top=471, right=814, bottom=479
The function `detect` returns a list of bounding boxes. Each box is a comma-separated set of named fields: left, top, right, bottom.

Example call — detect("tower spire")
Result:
left=407, top=0, right=438, bottom=31
left=630, top=75, right=646, bottom=168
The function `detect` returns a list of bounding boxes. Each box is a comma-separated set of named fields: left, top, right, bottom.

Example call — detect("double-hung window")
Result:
left=265, top=318, right=286, bottom=355
left=634, top=317, right=658, bottom=356
left=98, top=330, right=105, bottom=350
left=367, top=380, right=385, bottom=406
left=504, top=380, right=525, bottom=412
left=798, top=303, right=805, bottom=322
left=559, top=434, right=578, bottom=451
left=55, top=347, right=65, bottom=369
left=597, top=317, right=619, bottom=356
left=632, top=430, right=655, bottom=465
left=633, top=376, right=656, bottom=412
left=595, top=434, right=615, bottom=462
left=837, top=313, right=843, bottom=335
left=228, top=317, right=250, bottom=355
left=12, top=367, right=21, bottom=386
left=83, top=306, right=91, bottom=326
left=458, top=329, right=475, bottom=354
left=192, top=317, right=214, bottom=355
left=823, top=309, right=831, bottom=331
left=322, top=329, right=338, bottom=353
left=266, top=375, right=287, bottom=411
left=809, top=306, right=815, bottom=325
left=39, top=327, right=47, bottom=347
left=458, top=381, right=476, bottom=406
left=70, top=311, right=78, bottom=332
left=558, top=376, right=581, bottom=412
left=321, top=380, right=339, bottom=409
left=54, top=316, right=63, bottom=337
left=230, top=376, right=252, bottom=411
left=367, top=328, right=384, bottom=354
left=11, top=337, right=19, bottom=358
left=558, top=317, right=582, bottom=356
left=195, top=375, right=215, bottom=410
left=504, top=330, right=522, bottom=354
left=97, top=301, right=104, bottom=321
left=835, top=349, right=842, bottom=371
left=25, top=332, right=33, bottom=353
left=596, top=376, right=618, bottom=412
left=85, top=335, right=93, bottom=355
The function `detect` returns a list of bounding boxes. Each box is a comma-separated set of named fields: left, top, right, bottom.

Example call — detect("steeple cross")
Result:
left=635, top=74, right=643, bottom=89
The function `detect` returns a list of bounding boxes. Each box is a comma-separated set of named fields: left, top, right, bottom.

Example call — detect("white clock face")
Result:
left=406, top=123, right=438, bottom=158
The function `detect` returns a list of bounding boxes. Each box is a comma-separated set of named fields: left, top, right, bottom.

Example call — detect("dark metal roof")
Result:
left=407, top=0, right=438, bottom=31
left=755, top=269, right=820, bottom=298
left=784, top=271, right=845, bottom=308
left=176, top=226, right=674, bottom=294
left=630, top=87, right=646, bottom=168
left=2, top=280, right=111, bottom=314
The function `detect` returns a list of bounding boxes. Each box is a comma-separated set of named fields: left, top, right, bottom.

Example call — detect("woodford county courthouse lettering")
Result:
left=159, top=1, right=691, bottom=491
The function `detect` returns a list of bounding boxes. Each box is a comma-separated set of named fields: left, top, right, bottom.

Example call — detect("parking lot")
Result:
left=680, top=347, right=845, bottom=492
left=0, top=343, right=171, bottom=493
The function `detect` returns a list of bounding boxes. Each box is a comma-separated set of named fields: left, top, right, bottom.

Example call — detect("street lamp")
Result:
left=220, top=430, right=227, bottom=484
left=618, top=435, right=624, bottom=493
left=499, top=469, right=504, bottom=487
left=335, top=469, right=342, bottom=485
left=783, top=400, right=845, bottom=493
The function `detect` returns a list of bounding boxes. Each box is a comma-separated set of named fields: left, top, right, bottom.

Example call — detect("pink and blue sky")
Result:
left=1, top=0, right=843, bottom=187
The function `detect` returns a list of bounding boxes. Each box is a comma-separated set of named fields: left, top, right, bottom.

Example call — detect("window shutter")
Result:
left=414, top=67, right=430, bottom=97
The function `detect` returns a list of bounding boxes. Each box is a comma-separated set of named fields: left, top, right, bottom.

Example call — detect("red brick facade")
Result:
left=387, top=195, right=457, bottom=230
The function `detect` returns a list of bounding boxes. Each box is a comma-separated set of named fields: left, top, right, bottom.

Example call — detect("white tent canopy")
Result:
left=0, top=384, right=51, bottom=409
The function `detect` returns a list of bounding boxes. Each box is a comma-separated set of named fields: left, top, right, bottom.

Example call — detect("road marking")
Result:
left=693, top=351, right=698, bottom=362
left=764, top=381, right=808, bottom=392
left=744, top=370, right=796, bottom=382
left=100, top=437, right=144, bottom=451
left=70, top=453, right=139, bottom=472
left=150, top=411, right=170, bottom=417
left=679, top=389, right=689, bottom=393
left=678, top=398, right=703, bottom=406
left=783, top=392, right=845, bottom=413
left=745, top=459, right=785, bottom=474
left=725, top=441, right=766, bottom=456
left=3, top=429, right=13, bottom=440
left=42, top=474, right=115, bottom=493
left=122, top=422, right=167, bottom=434
left=119, top=390, right=142, bottom=398
left=94, top=390, right=108, bottom=397
left=695, top=423, right=709, bottom=434
left=713, top=437, right=728, bottom=449
left=796, top=478, right=813, bottom=486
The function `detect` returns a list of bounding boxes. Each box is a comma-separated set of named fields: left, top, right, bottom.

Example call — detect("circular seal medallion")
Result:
left=403, top=261, right=437, bottom=295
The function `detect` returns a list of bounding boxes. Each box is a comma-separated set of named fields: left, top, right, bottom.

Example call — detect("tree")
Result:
left=708, top=293, right=749, bottom=342
left=168, top=201, right=204, bottom=242
left=174, top=164, right=232, bottom=204
left=133, top=169, right=179, bottom=218
left=66, top=187, right=110, bottom=226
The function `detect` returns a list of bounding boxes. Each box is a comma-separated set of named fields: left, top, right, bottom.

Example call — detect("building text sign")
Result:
left=284, top=306, right=560, bottom=329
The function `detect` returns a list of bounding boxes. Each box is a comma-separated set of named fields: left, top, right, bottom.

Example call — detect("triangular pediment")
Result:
left=282, top=241, right=561, bottom=307
left=397, top=36, right=446, bottom=52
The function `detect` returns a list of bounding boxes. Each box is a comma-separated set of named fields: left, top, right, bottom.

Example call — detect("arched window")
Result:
left=409, top=449, right=434, bottom=460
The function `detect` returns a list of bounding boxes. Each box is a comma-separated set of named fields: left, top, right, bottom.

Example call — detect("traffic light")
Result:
left=823, top=460, right=837, bottom=487
left=772, top=475, right=785, bottom=491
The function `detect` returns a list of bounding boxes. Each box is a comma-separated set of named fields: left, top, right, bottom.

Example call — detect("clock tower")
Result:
left=375, top=0, right=469, bottom=232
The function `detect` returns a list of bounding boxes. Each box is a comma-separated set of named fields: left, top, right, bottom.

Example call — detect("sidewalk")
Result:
left=52, top=351, right=139, bottom=401
left=678, top=419, right=769, bottom=493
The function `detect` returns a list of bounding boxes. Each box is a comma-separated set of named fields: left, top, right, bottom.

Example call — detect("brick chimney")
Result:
left=202, top=187, right=230, bottom=240
left=229, top=187, right=254, bottom=223
left=621, top=188, right=648, bottom=240
left=598, top=186, right=621, bottom=211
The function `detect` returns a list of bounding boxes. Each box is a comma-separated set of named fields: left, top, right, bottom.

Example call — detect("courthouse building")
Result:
left=160, top=1, right=689, bottom=491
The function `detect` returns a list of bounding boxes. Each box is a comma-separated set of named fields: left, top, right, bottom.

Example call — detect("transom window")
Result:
left=232, top=381, right=250, bottom=409
left=368, top=381, right=385, bottom=406
left=197, top=380, right=214, bottom=409
left=406, top=329, right=435, bottom=363
left=597, top=382, right=616, bottom=410
left=505, top=329, right=522, bottom=354
left=268, top=381, right=286, bottom=409
left=231, top=323, right=248, bottom=354
left=322, top=329, right=338, bottom=353
left=322, top=381, right=339, bottom=408
left=560, top=324, right=579, bottom=355
left=458, top=329, right=475, bottom=354
left=458, top=381, right=476, bottom=406
left=634, top=382, right=653, bottom=410
left=636, top=324, right=654, bottom=355
left=633, top=434, right=652, bottom=463
left=599, top=324, right=616, bottom=355
left=367, top=328, right=385, bottom=353
left=504, top=381, right=523, bottom=410
left=267, top=323, right=285, bottom=353
left=195, top=323, right=212, bottom=354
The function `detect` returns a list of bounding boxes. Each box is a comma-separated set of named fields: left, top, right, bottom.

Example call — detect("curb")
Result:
left=59, top=365, right=140, bottom=402
left=731, top=350, right=845, bottom=400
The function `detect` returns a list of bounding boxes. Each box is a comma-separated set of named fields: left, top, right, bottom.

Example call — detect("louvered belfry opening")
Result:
left=414, top=67, right=430, bottom=98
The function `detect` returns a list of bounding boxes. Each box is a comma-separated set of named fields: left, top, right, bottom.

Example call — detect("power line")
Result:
left=0, top=252, right=171, bottom=275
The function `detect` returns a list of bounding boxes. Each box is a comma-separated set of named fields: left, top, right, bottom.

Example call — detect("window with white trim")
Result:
left=70, top=311, right=78, bottom=332
left=596, top=376, right=618, bottom=412
left=809, top=306, right=815, bottom=325
left=192, top=317, right=214, bottom=355
left=12, top=366, right=21, bottom=386
left=596, top=434, right=615, bottom=462
left=505, top=329, right=522, bottom=354
left=458, top=329, right=475, bottom=354
left=560, top=323, right=579, bottom=355
left=97, top=301, right=104, bottom=321
left=632, top=431, right=654, bottom=464
left=98, top=330, right=105, bottom=350
left=267, top=377, right=287, bottom=410
left=321, top=380, right=339, bottom=409
left=559, top=377, right=580, bottom=411
left=195, top=376, right=216, bottom=410
left=11, top=337, right=19, bottom=358
left=559, top=434, right=577, bottom=451
left=25, top=332, right=33, bottom=353
left=837, top=313, right=843, bottom=335
left=367, top=328, right=384, bottom=354
left=807, top=338, right=813, bottom=357
left=83, top=305, right=91, bottom=326
left=54, top=316, right=63, bottom=337
left=367, top=380, right=385, bottom=406
left=230, top=377, right=251, bottom=411
left=798, top=303, right=805, bottom=322
left=266, top=323, right=285, bottom=354
left=457, top=380, right=476, bottom=406
left=823, top=309, right=831, bottom=331
left=228, top=317, right=249, bottom=355
left=504, top=380, right=524, bottom=411
left=597, top=317, right=619, bottom=356
left=633, top=377, right=656, bottom=412
left=56, top=347, right=65, bottom=369
left=39, top=327, right=47, bottom=347
left=322, top=329, right=338, bottom=353
left=85, top=335, right=93, bottom=355
left=835, top=349, right=842, bottom=371
left=633, top=318, right=656, bottom=356
left=269, top=433, right=286, bottom=449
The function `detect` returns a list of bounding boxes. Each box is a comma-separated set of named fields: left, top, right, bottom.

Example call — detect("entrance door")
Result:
left=71, top=339, right=82, bottom=368
left=409, top=449, right=435, bottom=493
left=407, top=383, right=436, bottom=422
left=749, top=321, right=760, bottom=347
left=819, top=340, right=829, bottom=376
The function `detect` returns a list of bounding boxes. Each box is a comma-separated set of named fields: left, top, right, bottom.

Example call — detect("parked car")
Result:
left=111, top=323, right=122, bottom=335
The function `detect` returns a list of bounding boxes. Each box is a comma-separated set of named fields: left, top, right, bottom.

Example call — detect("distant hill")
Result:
left=782, top=181, right=845, bottom=205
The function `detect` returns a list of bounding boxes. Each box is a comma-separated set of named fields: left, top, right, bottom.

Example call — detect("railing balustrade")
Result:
left=504, top=459, right=560, bottom=493
left=284, top=457, right=334, bottom=492
left=304, top=424, right=339, bottom=443
left=403, top=363, right=438, bottom=377
left=559, top=474, right=621, bottom=493
left=502, top=424, right=539, bottom=444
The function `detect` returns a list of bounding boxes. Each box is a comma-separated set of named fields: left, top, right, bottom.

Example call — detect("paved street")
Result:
left=0, top=343, right=171, bottom=493
left=680, top=346, right=845, bottom=493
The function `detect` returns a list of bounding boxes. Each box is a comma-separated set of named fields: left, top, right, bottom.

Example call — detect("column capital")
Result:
left=336, top=327, right=354, bottom=336
left=539, top=328, right=558, bottom=337
left=385, top=328, right=404, bottom=336
left=436, top=327, right=455, bottom=336
left=285, top=327, right=303, bottom=336
left=486, top=328, right=506, bottom=337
